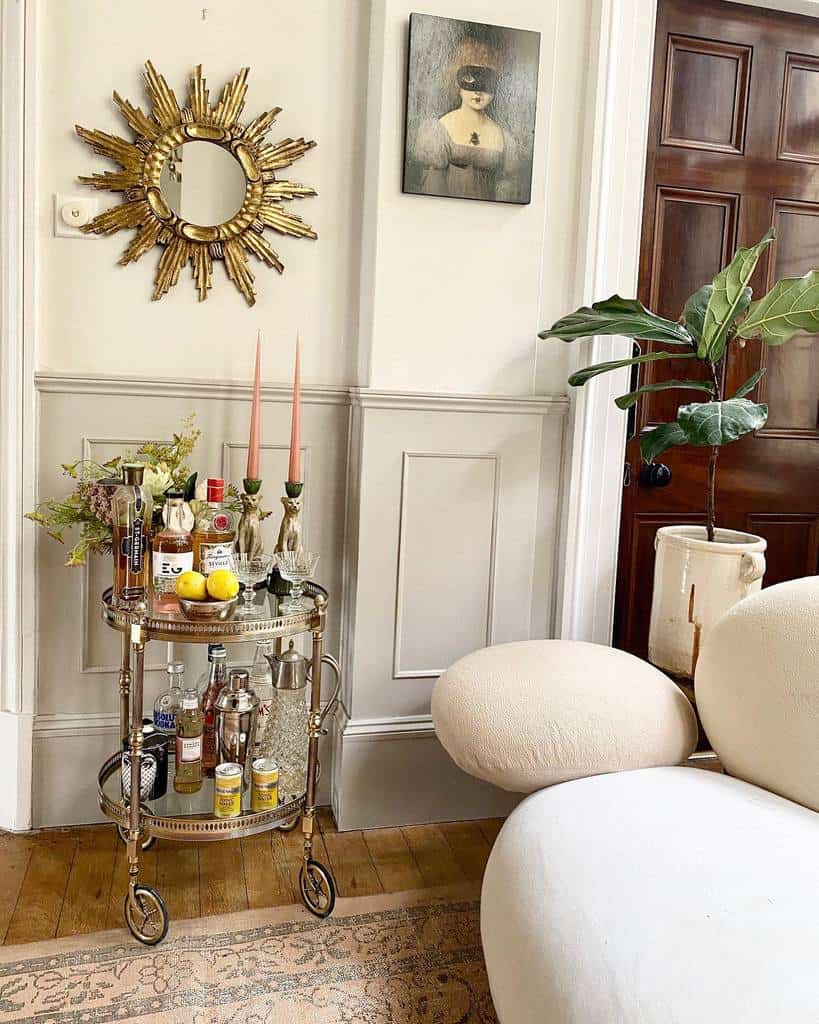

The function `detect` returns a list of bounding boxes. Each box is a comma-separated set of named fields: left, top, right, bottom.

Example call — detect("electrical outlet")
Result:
left=54, top=194, right=99, bottom=238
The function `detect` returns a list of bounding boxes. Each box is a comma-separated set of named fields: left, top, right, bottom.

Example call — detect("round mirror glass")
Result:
left=159, top=141, right=247, bottom=227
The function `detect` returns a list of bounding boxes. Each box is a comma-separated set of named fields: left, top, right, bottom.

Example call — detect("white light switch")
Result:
left=54, top=194, right=99, bottom=238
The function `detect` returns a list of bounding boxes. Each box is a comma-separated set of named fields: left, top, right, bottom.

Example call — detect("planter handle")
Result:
left=740, top=552, right=766, bottom=584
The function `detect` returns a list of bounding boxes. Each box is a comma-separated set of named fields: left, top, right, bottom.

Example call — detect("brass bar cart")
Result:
left=99, top=582, right=340, bottom=944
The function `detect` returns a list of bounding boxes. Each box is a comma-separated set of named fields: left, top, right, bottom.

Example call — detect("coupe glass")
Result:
left=275, top=550, right=319, bottom=612
left=234, top=554, right=274, bottom=616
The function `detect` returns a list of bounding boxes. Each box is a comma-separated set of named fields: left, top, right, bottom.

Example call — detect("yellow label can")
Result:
left=214, top=762, right=242, bottom=818
left=251, top=757, right=279, bottom=812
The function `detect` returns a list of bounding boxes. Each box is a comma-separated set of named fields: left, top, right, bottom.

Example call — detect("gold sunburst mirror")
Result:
left=76, top=61, right=317, bottom=306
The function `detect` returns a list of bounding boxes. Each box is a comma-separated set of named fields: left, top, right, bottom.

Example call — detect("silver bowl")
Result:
left=178, top=595, right=239, bottom=622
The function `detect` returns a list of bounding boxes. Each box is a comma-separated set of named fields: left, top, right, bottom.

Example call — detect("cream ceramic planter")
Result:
left=648, top=526, right=766, bottom=678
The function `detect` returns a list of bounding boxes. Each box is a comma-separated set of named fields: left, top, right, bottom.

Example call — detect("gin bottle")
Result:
left=250, top=639, right=274, bottom=758
left=152, top=491, right=194, bottom=608
left=192, top=478, right=236, bottom=575
left=174, top=688, right=204, bottom=794
left=153, top=661, right=184, bottom=735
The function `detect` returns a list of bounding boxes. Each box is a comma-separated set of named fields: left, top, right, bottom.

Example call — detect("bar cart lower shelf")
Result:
left=99, top=583, right=340, bottom=945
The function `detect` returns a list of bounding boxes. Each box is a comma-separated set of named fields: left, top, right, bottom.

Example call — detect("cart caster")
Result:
left=299, top=858, right=336, bottom=918
left=278, top=812, right=301, bottom=832
left=124, top=885, right=169, bottom=945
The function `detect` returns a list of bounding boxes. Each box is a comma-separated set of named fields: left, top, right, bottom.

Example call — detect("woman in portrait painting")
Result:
left=415, top=38, right=519, bottom=203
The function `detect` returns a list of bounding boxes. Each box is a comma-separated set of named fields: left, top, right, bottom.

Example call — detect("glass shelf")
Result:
left=98, top=751, right=305, bottom=841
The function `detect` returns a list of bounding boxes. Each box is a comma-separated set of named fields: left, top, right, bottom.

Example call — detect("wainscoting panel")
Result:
left=335, top=390, right=567, bottom=829
left=32, top=374, right=349, bottom=827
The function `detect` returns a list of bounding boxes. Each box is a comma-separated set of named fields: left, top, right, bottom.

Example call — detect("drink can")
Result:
left=251, top=757, right=279, bottom=812
left=214, top=762, right=243, bottom=818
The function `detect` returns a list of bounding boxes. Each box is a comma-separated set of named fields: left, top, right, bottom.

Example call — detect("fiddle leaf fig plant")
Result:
left=539, top=228, right=819, bottom=541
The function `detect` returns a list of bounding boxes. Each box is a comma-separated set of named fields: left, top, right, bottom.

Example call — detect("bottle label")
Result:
left=152, top=551, right=194, bottom=593
left=212, top=513, right=230, bottom=532
left=130, top=517, right=144, bottom=573
left=252, top=698, right=272, bottom=754
left=176, top=735, right=202, bottom=763
left=154, top=709, right=176, bottom=732
left=200, top=542, right=235, bottom=574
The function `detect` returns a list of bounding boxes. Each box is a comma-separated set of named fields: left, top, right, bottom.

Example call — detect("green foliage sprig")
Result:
left=540, top=228, right=819, bottom=540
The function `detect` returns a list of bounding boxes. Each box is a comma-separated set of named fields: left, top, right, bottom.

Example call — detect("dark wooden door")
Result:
left=615, top=0, right=819, bottom=657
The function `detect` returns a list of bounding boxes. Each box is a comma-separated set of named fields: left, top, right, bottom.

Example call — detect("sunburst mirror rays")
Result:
left=75, top=62, right=318, bottom=306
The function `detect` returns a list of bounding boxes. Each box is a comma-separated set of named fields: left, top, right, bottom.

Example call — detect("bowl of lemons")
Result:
left=176, top=569, right=240, bottom=622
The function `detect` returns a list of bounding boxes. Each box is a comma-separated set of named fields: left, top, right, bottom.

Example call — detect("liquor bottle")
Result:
left=112, top=464, right=153, bottom=605
left=153, top=660, right=184, bottom=735
left=200, top=644, right=228, bottom=777
left=152, top=491, right=194, bottom=608
left=174, top=688, right=204, bottom=793
left=249, top=639, right=274, bottom=759
left=192, top=478, right=237, bottom=575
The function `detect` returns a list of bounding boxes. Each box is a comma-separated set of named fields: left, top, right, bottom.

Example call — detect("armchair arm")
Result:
left=431, top=639, right=697, bottom=794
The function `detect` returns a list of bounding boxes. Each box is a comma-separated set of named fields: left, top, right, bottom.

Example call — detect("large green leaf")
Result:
left=540, top=295, right=694, bottom=346
left=568, top=350, right=697, bottom=387
left=677, top=398, right=768, bottom=446
left=732, top=368, right=766, bottom=399
left=614, top=379, right=714, bottom=410
left=736, top=271, right=819, bottom=346
left=639, top=422, right=688, bottom=463
left=700, top=229, right=775, bottom=361
left=682, top=285, right=712, bottom=344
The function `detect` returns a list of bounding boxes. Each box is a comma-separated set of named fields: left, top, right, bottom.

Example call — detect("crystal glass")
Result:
left=275, top=551, right=319, bottom=612
left=234, top=553, right=273, bottom=616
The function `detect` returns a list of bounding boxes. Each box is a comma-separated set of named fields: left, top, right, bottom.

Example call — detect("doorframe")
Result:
left=0, top=0, right=37, bottom=832
left=558, top=0, right=819, bottom=645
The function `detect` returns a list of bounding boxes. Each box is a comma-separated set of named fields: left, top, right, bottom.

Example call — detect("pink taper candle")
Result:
left=288, top=333, right=302, bottom=482
left=246, top=331, right=262, bottom=480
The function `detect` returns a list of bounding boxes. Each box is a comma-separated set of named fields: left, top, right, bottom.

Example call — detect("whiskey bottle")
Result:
left=200, top=644, right=228, bottom=777
left=152, top=491, right=194, bottom=608
left=192, top=478, right=237, bottom=575
left=112, top=464, right=153, bottom=605
left=174, top=688, right=204, bottom=794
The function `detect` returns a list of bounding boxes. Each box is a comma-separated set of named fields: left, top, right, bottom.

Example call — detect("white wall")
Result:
left=21, top=0, right=593, bottom=828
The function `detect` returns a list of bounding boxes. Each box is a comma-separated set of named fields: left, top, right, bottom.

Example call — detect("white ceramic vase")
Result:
left=648, top=526, right=766, bottom=678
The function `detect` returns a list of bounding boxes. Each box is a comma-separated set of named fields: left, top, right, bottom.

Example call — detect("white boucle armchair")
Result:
left=432, top=576, right=819, bottom=1023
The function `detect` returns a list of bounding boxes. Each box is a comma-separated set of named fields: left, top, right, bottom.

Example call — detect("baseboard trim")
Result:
left=0, top=711, right=34, bottom=831
left=334, top=712, right=519, bottom=830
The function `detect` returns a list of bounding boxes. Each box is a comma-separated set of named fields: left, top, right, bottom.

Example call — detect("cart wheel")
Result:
left=278, top=812, right=300, bottom=832
left=299, top=858, right=336, bottom=918
left=124, top=885, right=169, bottom=945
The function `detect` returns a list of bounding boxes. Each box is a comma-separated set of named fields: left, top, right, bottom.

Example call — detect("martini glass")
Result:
left=275, top=551, right=319, bottom=613
left=234, top=554, right=274, bottom=617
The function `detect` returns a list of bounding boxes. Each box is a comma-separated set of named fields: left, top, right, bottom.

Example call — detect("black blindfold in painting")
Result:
left=402, top=14, right=540, bottom=205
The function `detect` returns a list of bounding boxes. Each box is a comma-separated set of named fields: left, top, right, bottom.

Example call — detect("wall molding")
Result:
left=393, top=451, right=500, bottom=679
left=351, top=387, right=567, bottom=415
left=342, top=712, right=434, bottom=741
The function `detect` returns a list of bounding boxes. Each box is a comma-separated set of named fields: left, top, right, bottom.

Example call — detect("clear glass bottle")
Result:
left=152, top=491, right=194, bottom=608
left=112, top=464, right=153, bottom=605
left=192, top=478, right=236, bottom=575
left=200, top=644, right=228, bottom=777
left=153, top=660, right=184, bottom=735
left=250, top=639, right=274, bottom=759
left=174, top=688, right=204, bottom=793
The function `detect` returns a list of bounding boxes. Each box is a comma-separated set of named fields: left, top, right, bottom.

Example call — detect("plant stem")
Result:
left=706, top=360, right=723, bottom=542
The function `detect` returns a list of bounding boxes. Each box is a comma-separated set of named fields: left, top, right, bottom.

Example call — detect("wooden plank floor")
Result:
left=0, top=811, right=504, bottom=945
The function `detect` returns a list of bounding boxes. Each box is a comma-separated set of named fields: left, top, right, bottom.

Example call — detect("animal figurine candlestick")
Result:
left=237, top=489, right=263, bottom=559
left=269, top=481, right=303, bottom=596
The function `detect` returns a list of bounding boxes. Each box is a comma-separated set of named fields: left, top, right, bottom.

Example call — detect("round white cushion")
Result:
left=695, top=575, right=819, bottom=812
left=482, top=767, right=819, bottom=1023
left=431, top=639, right=697, bottom=793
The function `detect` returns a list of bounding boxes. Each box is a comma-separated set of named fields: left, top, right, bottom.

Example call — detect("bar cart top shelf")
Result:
left=100, top=581, right=328, bottom=644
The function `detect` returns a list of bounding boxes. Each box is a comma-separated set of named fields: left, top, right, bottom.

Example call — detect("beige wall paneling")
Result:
left=334, top=391, right=567, bottom=829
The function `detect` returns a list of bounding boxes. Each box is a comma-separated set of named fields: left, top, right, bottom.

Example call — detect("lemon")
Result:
left=176, top=571, right=207, bottom=601
left=206, top=569, right=240, bottom=602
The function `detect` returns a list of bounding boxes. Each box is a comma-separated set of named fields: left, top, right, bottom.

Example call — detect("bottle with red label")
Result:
left=192, top=477, right=237, bottom=575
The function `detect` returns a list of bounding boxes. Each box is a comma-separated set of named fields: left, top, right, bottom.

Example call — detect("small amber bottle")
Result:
left=174, top=688, right=204, bottom=793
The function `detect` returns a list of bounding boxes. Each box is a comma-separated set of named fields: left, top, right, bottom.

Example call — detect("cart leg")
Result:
left=298, top=630, right=336, bottom=918
left=118, top=632, right=131, bottom=748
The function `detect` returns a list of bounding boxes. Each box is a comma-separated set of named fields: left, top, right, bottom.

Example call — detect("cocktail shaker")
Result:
left=214, top=668, right=259, bottom=781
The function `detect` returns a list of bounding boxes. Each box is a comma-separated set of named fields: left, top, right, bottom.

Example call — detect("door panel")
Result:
left=615, top=0, right=819, bottom=659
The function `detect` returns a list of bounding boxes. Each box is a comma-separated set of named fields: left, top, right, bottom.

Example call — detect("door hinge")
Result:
left=623, top=461, right=632, bottom=488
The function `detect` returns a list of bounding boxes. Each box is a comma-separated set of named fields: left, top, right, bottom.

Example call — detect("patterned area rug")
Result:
left=0, top=884, right=496, bottom=1023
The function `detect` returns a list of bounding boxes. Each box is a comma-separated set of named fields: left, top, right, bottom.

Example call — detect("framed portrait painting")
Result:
left=402, top=13, right=541, bottom=205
